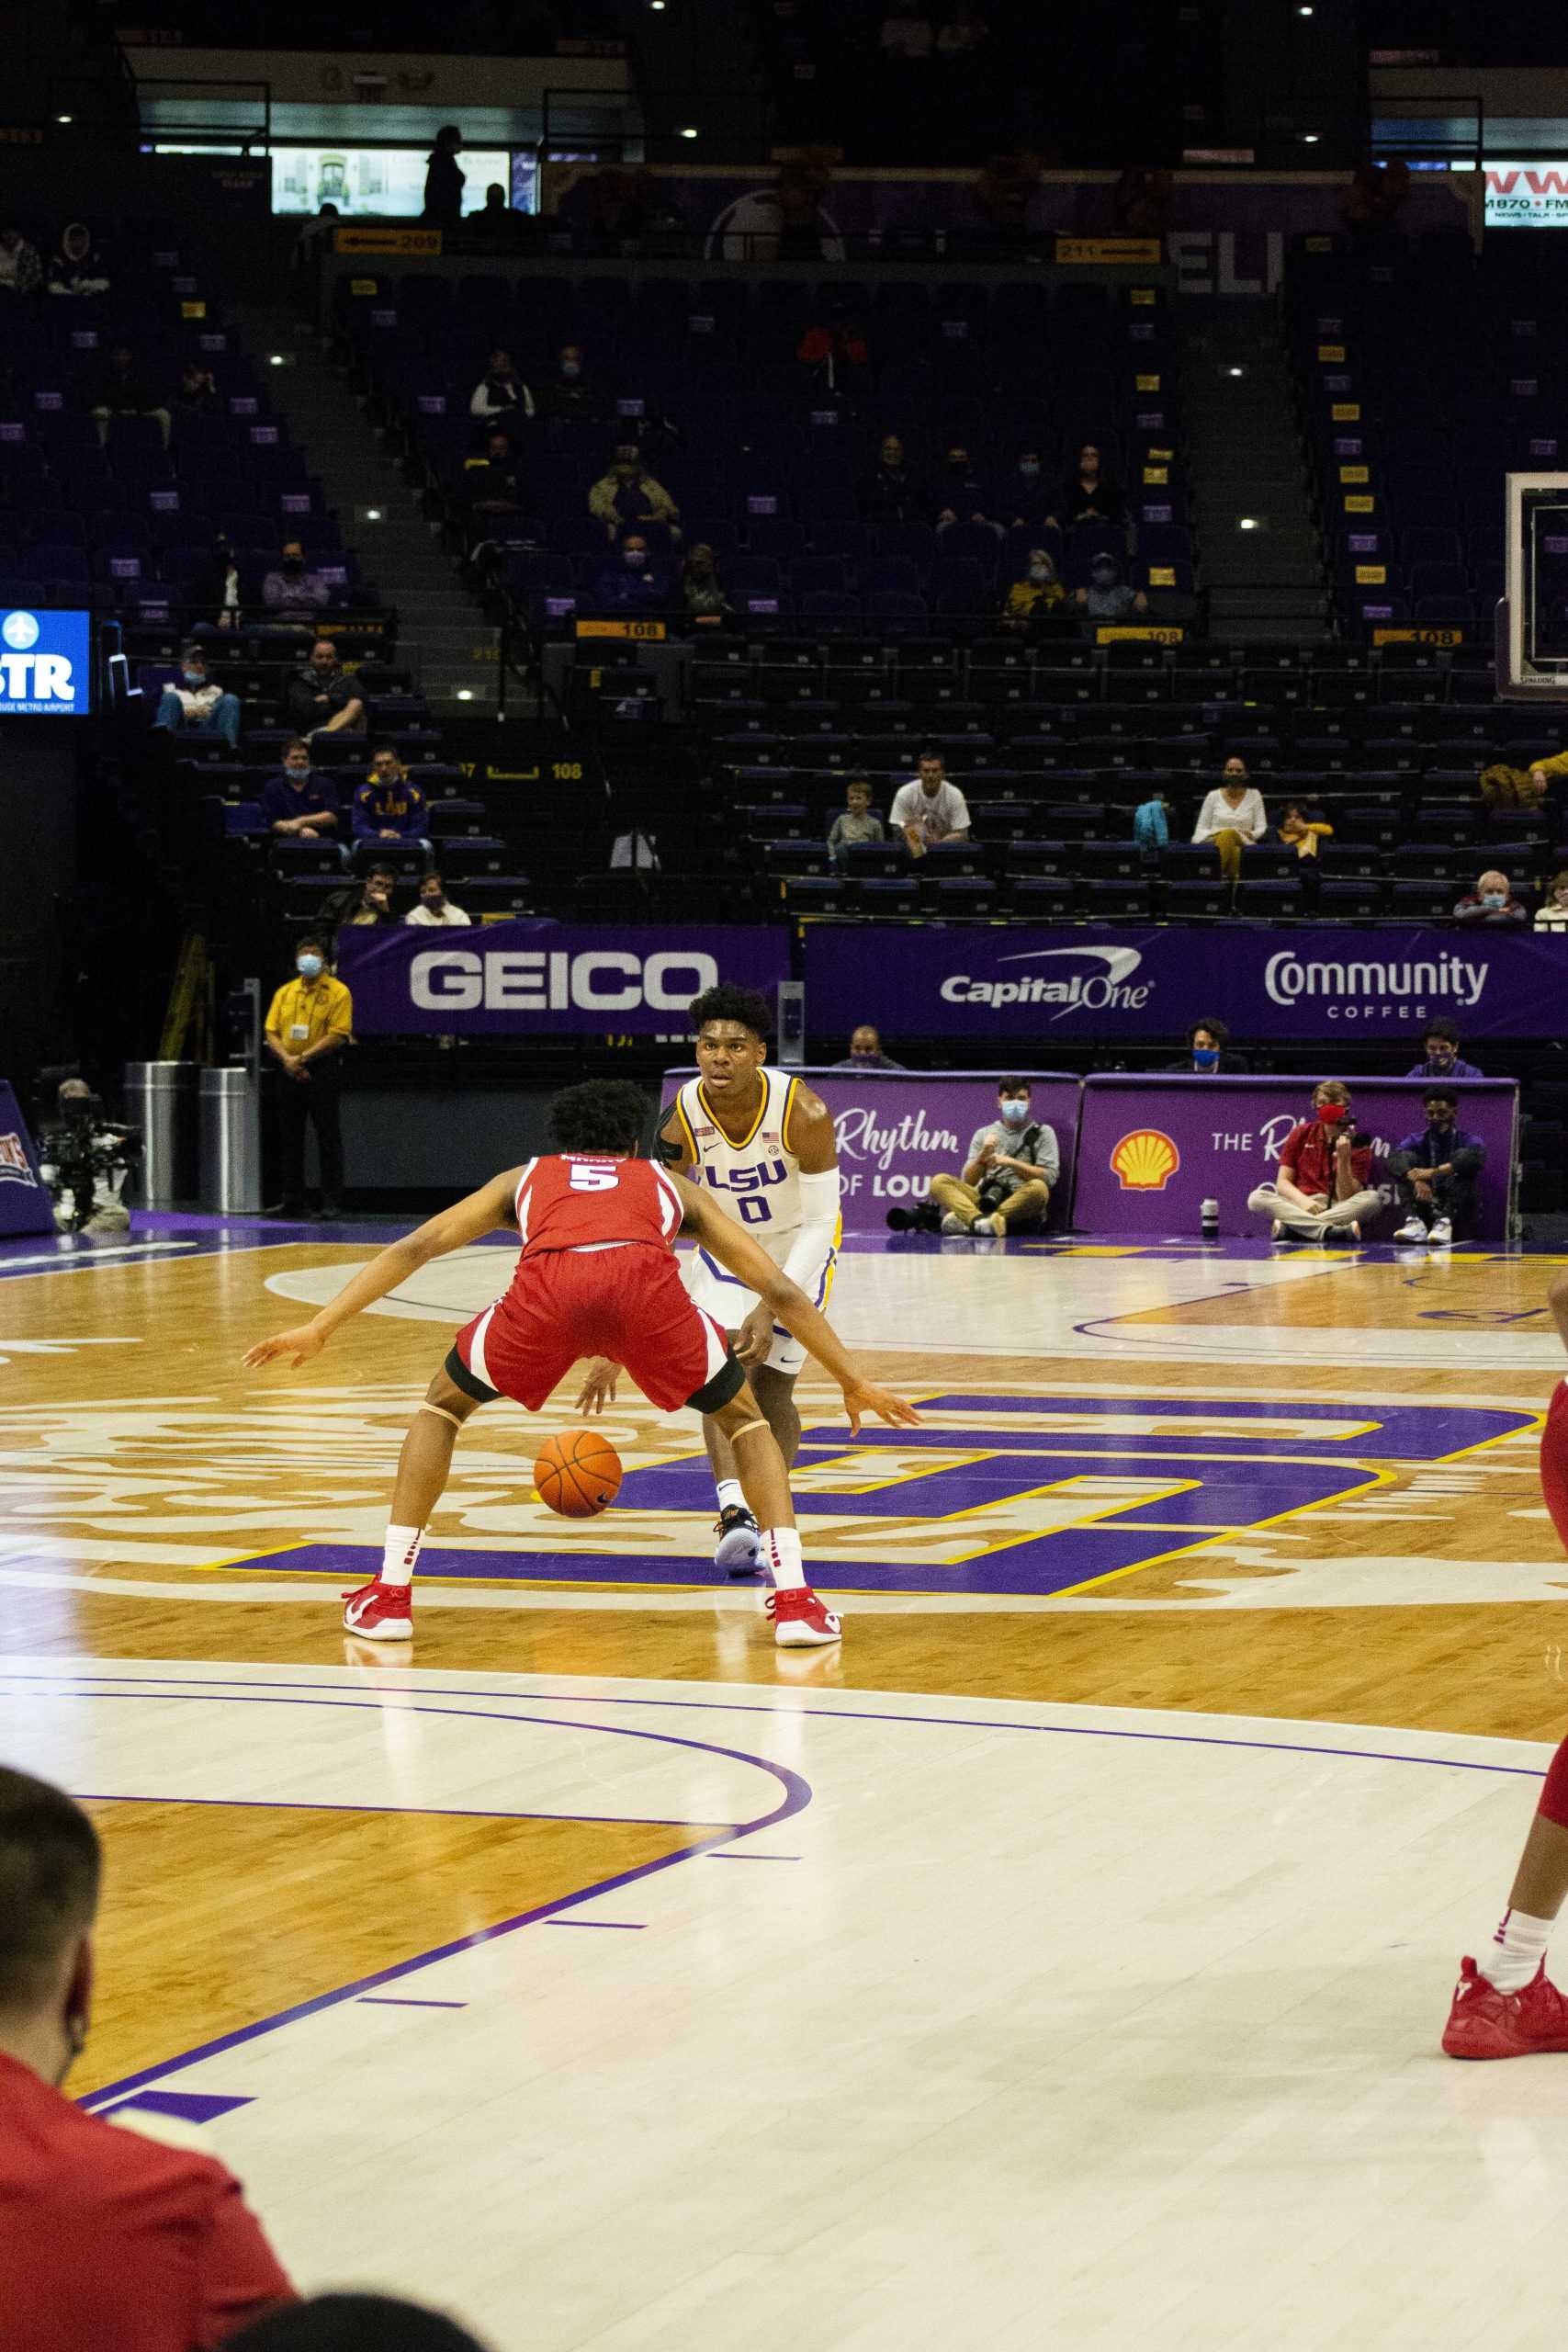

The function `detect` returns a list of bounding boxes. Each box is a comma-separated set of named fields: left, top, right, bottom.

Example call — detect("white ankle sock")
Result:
left=764, top=1527, right=806, bottom=1591
left=716, top=1477, right=748, bottom=1518
left=379, top=1524, right=423, bottom=1588
left=1485, top=1907, right=1553, bottom=1992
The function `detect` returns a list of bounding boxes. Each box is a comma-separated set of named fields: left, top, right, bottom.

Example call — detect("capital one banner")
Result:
left=803, top=924, right=1568, bottom=1044
left=0, top=1080, right=55, bottom=1238
left=665, top=1066, right=1079, bottom=1232
left=1074, top=1076, right=1517, bottom=1242
left=336, top=922, right=790, bottom=1037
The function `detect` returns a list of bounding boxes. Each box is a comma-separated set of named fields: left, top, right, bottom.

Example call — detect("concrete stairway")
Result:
left=1182, top=301, right=1330, bottom=648
left=225, top=299, right=501, bottom=714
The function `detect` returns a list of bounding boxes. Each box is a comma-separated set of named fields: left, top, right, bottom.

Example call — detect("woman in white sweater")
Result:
left=1192, top=757, right=1268, bottom=883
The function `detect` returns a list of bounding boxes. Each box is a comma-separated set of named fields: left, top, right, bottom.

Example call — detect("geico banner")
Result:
left=0, top=608, right=92, bottom=716
left=664, top=1065, right=1079, bottom=1231
left=802, top=924, right=1568, bottom=1041
left=334, top=921, right=791, bottom=1035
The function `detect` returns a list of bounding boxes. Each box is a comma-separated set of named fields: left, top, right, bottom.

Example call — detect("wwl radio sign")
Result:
left=0, top=609, right=93, bottom=716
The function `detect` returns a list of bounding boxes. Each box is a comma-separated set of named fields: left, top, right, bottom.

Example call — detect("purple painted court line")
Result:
left=545, top=1919, right=646, bottom=1930
left=358, top=1996, right=468, bottom=2008
left=103, top=2090, right=254, bottom=2124
left=707, top=1852, right=802, bottom=1860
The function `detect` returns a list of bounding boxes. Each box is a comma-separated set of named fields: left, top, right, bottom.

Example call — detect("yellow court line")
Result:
left=1046, top=1461, right=1396, bottom=1599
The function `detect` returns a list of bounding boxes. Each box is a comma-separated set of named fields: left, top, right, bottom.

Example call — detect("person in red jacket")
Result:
left=1245, top=1077, right=1386, bottom=1244
left=0, top=1767, right=295, bottom=2352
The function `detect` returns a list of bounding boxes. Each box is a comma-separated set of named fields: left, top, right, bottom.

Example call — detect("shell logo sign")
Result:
left=1110, top=1128, right=1180, bottom=1192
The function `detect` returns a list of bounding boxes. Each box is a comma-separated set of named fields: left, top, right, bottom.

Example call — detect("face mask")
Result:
left=1092, top=569, right=1116, bottom=586
left=1483, top=891, right=1506, bottom=908
left=423, top=895, right=444, bottom=913
left=1191, top=1046, right=1219, bottom=1070
left=1427, top=1045, right=1452, bottom=1062
left=560, top=360, right=581, bottom=379
left=625, top=548, right=647, bottom=569
left=1316, top=1101, right=1347, bottom=1125
left=1028, top=563, right=1049, bottom=582
left=998, top=1100, right=1029, bottom=1128
left=297, top=954, right=323, bottom=978
left=881, top=452, right=901, bottom=469
left=1018, top=459, right=1041, bottom=479
left=183, top=670, right=204, bottom=686
left=286, top=766, right=310, bottom=782
left=282, top=556, right=303, bottom=574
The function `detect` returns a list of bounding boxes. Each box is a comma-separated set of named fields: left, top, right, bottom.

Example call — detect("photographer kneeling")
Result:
left=38, top=1079, right=140, bottom=1235
left=929, top=1078, right=1058, bottom=1238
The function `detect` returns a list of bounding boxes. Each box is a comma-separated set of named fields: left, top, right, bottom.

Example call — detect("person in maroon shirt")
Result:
left=1246, top=1078, right=1386, bottom=1244
left=0, top=1765, right=295, bottom=2351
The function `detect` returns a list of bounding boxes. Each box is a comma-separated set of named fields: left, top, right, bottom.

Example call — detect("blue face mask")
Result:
left=183, top=670, right=204, bottom=686
left=297, top=954, right=323, bottom=979
left=625, top=548, right=647, bottom=569
left=998, top=1099, right=1029, bottom=1127
left=1018, top=459, right=1041, bottom=478
left=1191, top=1046, right=1220, bottom=1069
left=1483, top=891, right=1506, bottom=908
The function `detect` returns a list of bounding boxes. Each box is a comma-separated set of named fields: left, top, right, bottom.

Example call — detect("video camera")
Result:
left=37, top=1089, right=142, bottom=1233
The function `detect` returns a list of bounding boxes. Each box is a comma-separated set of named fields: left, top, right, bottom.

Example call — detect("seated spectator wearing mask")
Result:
left=1192, top=756, right=1267, bottom=884
left=262, top=739, right=344, bottom=854
left=588, top=442, right=680, bottom=539
left=264, top=936, right=352, bottom=1219
left=404, top=871, right=470, bottom=927
left=537, top=341, right=606, bottom=422
left=1536, top=868, right=1568, bottom=932
left=1246, top=1078, right=1385, bottom=1244
left=153, top=643, right=241, bottom=750
left=590, top=530, right=671, bottom=616
left=1166, top=1016, right=1248, bottom=1075
left=353, top=747, right=431, bottom=854
left=1455, top=868, right=1528, bottom=925
left=1407, top=1017, right=1483, bottom=1080
left=934, top=443, right=998, bottom=534
left=999, top=548, right=1063, bottom=633
left=470, top=345, right=535, bottom=421
left=832, top=1023, right=904, bottom=1070
left=261, top=540, right=333, bottom=632
left=45, top=220, right=109, bottom=299
left=0, top=1765, right=295, bottom=2347
left=1077, top=553, right=1147, bottom=623
left=928, top=1078, right=1058, bottom=1238
left=283, top=639, right=367, bottom=741
left=1001, top=446, right=1052, bottom=528
left=1047, top=442, right=1126, bottom=533
left=1390, top=1089, right=1486, bottom=1249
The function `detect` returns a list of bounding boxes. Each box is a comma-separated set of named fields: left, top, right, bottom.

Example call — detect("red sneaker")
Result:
left=766, top=1586, right=842, bottom=1648
left=1441, top=1956, right=1568, bottom=2058
left=342, top=1578, right=413, bottom=1641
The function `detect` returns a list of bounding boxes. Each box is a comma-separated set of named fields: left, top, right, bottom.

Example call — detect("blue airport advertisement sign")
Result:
left=0, top=608, right=92, bottom=716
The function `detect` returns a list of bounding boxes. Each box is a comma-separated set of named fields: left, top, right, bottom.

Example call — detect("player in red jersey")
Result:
left=1443, top=1270, right=1568, bottom=2056
left=243, top=1080, right=919, bottom=1647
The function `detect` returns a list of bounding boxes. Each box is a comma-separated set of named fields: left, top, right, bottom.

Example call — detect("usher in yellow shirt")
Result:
left=265, top=973, right=353, bottom=1056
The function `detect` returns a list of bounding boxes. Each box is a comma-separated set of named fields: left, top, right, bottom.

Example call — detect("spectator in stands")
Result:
left=423, top=125, right=466, bottom=229
left=1279, top=797, right=1333, bottom=861
left=590, top=530, right=672, bottom=616
left=325, top=865, right=397, bottom=931
left=89, top=342, right=171, bottom=449
left=469, top=346, right=535, bottom=422
left=537, top=341, right=607, bottom=423
left=404, top=871, right=470, bottom=927
left=153, top=644, right=241, bottom=751
left=191, top=532, right=247, bottom=631
left=354, top=748, right=431, bottom=854
left=462, top=428, right=529, bottom=533
left=265, top=936, right=352, bottom=1220
left=0, top=1764, right=297, bottom=2346
left=1192, top=757, right=1266, bottom=884
left=796, top=304, right=870, bottom=400
left=227, top=2291, right=491, bottom=2352
left=929, top=1078, right=1058, bottom=1237
left=1390, top=1089, right=1485, bottom=1248
left=45, top=220, right=109, bottom=299
left=1000, top=446, right=1053, bottom=529
left=588, top=442, right=680, bottom=538
left=1535, top=869, right=1568, bottom=931
left=1077, top=553, right=1147, bottom=621
left=863, top=432, right=923, bottom=524
left=1246, top=1079, right=1385, bottom=1244
left=890, top=749, right=970, bottom=857
left=262, top=739, right=343, bottom=850
left=174, top=357, right=220, bottom=416
left=262, top=539, right=333, bottom=631
left=1167, top=1016, right=1249, bottom=1074
left=934, top=443, right=997, bottom=535
left=472, top=183, right=525, bottom=250
left=285, top=639, right=367, bottom=741
left=1134, top=788, right=1170, bottom=851
left=0, top=223, right=41, bottom=298
left=999, top=548, right=1064, bottom=633
left=833, top=1023, right=905, bottom=1070
left=678, top=543, right=735, bottom=628
left=1406, top=1018, right=1483, bottom=1080
left=828, top=775, right=886, bottom=863
left=1047, top=443, right=1126, bottom=534
left=1454, top=868, right=1527, bottom=925
left=1478, top=760, right=1553, bottom=815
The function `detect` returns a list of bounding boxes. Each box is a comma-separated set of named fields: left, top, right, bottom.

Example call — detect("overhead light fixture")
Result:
left=56, top=113, right=73, bottom=125
left=457, top=688, right=475, bottom=701
left=1238, top=516, right=1259, bottom=531
left=1227, top=366, right=1244, bottom=377
left=366, top=507, right=383, bottom=520
left=680, top=125, right=699, bottom=140
left=1297, top=4, right=1313, bottom=13
left=1301, top=131, right=1321, bottom=143
left=269, top=353, right=286, bottom=366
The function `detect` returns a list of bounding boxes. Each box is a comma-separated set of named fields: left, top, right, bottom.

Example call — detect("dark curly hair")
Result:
left=689, top=983, right=771, bottom=1042
left=548, top=1080, right=651, bottom=1156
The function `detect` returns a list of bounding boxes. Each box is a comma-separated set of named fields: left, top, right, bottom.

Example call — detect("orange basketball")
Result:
left=534, top=1429, right=623, bottom=1518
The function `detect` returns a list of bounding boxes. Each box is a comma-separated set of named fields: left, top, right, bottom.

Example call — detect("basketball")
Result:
left=534, top=1429, right=623, bottom=1518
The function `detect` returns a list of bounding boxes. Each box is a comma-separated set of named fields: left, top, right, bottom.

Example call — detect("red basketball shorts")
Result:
left=1542, top=1380, right=1568, bottom=1555
left=450, top=1243, right=741, bottom=1414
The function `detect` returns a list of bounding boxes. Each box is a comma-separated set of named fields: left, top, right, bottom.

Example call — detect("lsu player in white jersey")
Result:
left=582, top=985, right=841, bottom=1575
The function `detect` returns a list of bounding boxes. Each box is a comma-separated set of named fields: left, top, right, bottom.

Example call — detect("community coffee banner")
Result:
left=336, top=922, right=790, bottom=1038
left=802, top=925, right=1568, bottom=1045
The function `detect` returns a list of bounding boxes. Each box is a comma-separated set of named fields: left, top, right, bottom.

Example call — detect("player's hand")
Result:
left=735, top=1303, right=774, bottom=1367
left=841, top=1380, right=922, bottom=1435
left=243, top=1322, right=327, bottom=1370
left=574, top=1357, right=621, bottom=1415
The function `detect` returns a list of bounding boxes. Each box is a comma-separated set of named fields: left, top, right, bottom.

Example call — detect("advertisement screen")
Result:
left=0, top=609, right=92, bottom=717
left=1483, top=163, right=1568, bottom=227
left=271, top=147, right=511, bottom=217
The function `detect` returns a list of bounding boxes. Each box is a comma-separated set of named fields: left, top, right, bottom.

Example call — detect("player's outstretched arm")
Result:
left=673, top=1174, right=920, bottom=1433
left=242, top=1169, right=523, bottom=1369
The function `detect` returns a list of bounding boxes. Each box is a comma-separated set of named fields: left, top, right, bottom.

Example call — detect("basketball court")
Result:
left=3, top=1217, right=1565, bottom=2345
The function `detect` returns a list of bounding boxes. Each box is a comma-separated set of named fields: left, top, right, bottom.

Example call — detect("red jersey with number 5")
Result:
left=513, top=1153, right=686, bottom=1262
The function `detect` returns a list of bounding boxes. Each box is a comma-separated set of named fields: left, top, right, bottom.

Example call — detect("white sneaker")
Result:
left=1428, top=1216, right=1453, bottom=1247
left=940, top=1211, right=969, bottom=1236
left=972, top=1215, right=998, bottom=1235
left=1393, top=1216, right=1428, bottom=1244
left=714, top=1503, right=761, bottom=1575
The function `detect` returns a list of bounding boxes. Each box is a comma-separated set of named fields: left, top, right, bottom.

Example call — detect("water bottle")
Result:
left=1201, top=1197, right=1220, bottom=1239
